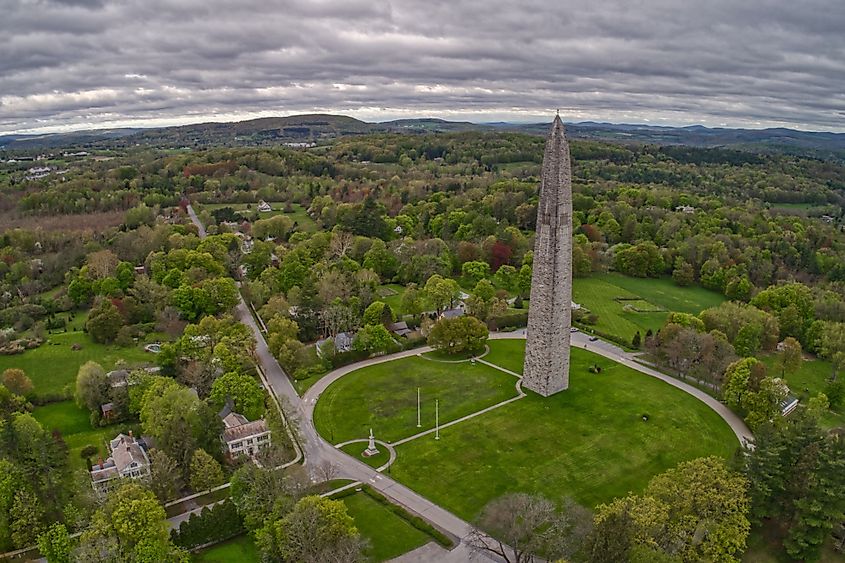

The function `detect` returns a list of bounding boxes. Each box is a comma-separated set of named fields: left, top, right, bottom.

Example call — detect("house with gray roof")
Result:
left=219, top=402, right=271, bottom=458
left=90, top=432, right=151, bottom=494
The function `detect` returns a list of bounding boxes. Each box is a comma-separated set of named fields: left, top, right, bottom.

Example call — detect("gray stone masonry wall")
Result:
left=522, top=115, right=572, bottom=396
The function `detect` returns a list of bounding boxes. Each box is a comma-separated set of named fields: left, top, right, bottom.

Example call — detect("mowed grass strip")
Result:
left=342, top=492, right=432, bottom=562
left=193, top=534, right=260, bottom=563
left=389, top=343, right=738, bottom=519
left=0, top=331, right=154, bottom=397
left=314, top=356, right=518, bottom=444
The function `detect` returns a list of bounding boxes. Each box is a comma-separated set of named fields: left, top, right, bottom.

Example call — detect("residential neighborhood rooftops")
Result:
left=440, top=308, right=465, bottom=319
left=223, top=418, right=270, bottom=443
left=387, top=321, right=413, bottom=337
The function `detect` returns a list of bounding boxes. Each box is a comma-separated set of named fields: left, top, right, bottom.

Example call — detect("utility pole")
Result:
left=417, top=387, right=421, bottom=428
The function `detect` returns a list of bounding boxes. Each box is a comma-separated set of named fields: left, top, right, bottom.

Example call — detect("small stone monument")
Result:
left=363, top=428, right=380, bottom=457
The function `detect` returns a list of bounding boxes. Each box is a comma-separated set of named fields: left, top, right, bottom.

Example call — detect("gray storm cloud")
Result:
left=1, top=0, right=844, bottom=134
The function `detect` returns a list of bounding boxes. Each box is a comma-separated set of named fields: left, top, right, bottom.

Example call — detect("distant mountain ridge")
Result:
left=2, top=113, right=844, bottom=159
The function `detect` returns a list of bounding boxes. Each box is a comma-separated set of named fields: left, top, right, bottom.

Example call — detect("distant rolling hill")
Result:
left=2, top=113, right=844, bottom=159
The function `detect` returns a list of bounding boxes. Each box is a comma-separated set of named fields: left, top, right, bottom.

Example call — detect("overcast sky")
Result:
left=2, top=0, right=844, bottom=134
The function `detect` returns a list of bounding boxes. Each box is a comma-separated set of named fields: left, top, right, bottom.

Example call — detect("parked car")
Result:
left=569, top=327, right=579, bottom=333
left=589, top=336, right=599, bottom=342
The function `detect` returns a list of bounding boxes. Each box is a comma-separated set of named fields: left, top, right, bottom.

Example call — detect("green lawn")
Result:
left=340, top=442, right=391, bottom=469
left=32, top=401, right=140, bottom=470
left=420, top=349, right=478, bottom=362
left=0, top=331, right=155, bottom=398
left=314, top=355, right=518, bottom=445
left=571, top=273, right=725, bottom=344
left=190, top=494, right=433, bottom=562
left=482, top=338, right=528, bottom=374
left=201, top=202, right=317, bottom=232
left=758, top=353, right=843, bottom=429
left=572, top=277, right=667, bottom=343
left=377, top=284, right=433, bottom=316
left=193, top=535, right=260, bottom=563
left=342, top=492, right=432, bottom=562
left=387, top=340, right=738, bottom=519
left=377, top=284, right=406, bottom=313
left=595, top=273, right=726, bottom=315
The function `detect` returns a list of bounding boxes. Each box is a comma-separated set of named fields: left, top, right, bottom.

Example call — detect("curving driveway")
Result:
left=186, top=205, right=753, bottom=560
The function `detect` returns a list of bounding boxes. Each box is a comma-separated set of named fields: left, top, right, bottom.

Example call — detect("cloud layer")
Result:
left=2, top=0, right=844, bottom=134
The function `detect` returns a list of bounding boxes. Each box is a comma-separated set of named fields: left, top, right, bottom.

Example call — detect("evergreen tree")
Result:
left=785, top=436, right=845, bottom=560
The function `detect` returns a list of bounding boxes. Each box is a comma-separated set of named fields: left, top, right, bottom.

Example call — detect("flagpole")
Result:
left=435, top=399, right=440, bottom=440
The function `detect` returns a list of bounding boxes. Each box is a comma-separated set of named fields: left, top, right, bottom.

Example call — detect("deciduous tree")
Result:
left=209, top=371, right=265, bottom=421
left=1, top=368, right=32, bottom=397
left=189, top=449, right=225, bottom=492
left=427, top=316, right=489, bottom=355
left=468, top=493, right=591, bottom=563
left=74, top=361, right=109, bottom=413
left=258, top=495, right=365, bottom=563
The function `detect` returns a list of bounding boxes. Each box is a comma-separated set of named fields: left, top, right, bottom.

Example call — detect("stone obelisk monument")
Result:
left=522, top=113, right=573, bottom=396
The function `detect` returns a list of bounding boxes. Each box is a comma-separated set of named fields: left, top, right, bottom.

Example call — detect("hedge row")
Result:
left=171, top=498, right=244, bottom=549
left=487, top=311, right=528, bottom=331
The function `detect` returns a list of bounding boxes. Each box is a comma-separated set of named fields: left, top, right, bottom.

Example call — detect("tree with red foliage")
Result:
left=489, top=241, right=513, bottom=272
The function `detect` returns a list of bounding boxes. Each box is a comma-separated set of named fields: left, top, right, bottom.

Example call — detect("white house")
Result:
left=257, top=200, right=273, bottom=213
left=675, top=205, right=696, bottom=214
left=90, top=432, right=151, bottom=494
left=221, top=410, right=272, bottom=458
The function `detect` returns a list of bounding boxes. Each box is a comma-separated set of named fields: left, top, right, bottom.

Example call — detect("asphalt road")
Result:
left=185, top=205, right=752, bottom=560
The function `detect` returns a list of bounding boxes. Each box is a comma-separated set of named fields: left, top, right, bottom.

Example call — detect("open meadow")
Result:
left=571, top=273, right=725, bottom=344
left=0, top=331, right=155, bottom=398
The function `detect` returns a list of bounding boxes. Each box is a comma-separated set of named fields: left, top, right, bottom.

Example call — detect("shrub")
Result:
left=171, top=498, right=244, bottom=549
left=486, top=311, right=528, bottom=331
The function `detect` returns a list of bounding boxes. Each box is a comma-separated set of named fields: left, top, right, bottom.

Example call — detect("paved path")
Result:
left=185, top=206, right=495, bottom=559
left=489, top=330, right=753, bottom=445
left=185, top=205, right=752, bottom=561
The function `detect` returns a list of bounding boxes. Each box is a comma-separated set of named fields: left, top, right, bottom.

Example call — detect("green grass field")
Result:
left=201, top=202, right=317, bottom=232
left=342, top=492, right=432, bottom=561
left=341, top=442, right=391, bottom=469
left=192, top=535, right=260, bottom=563
left=377, top=284, right=406, bottom=313
left=314, top=355, right=518, bottom=444
left=32, top=401, right=140, bottom=470
left=482, top=338, right=529, bottom=374
left=571, top=273, right=725, bottom=344
left=757, top=353, right=843, bottom=429
left=0, top=331, right=155, bottom=398
left=385, top=340, right=738, bottom=519
left=595, top=273, right=726, bottom=314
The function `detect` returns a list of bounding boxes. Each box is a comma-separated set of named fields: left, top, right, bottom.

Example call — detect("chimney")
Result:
left=128, top=430, right=133, bottom=438
left=97, top=456, right=104, bottom=467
